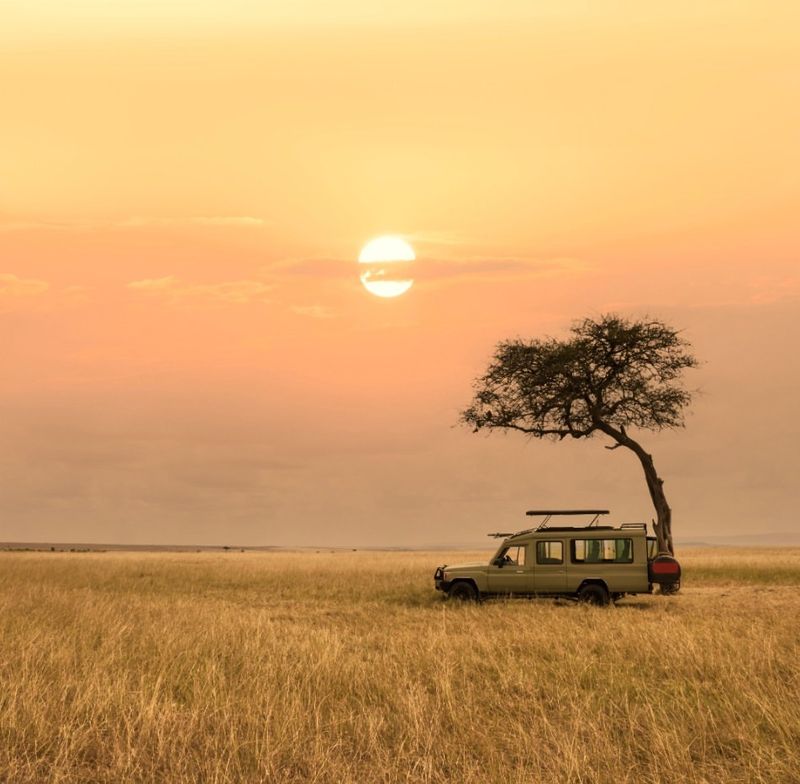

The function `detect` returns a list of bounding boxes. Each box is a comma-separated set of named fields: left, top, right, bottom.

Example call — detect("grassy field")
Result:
left=1, top=548, right=799, bottom=784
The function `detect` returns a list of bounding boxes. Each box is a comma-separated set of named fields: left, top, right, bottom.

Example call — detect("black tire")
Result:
left=660, top=580, right=680, bottom=595
left=448, top=581, right=479, bottom=602
left=578, top=583, right=610, bottom=606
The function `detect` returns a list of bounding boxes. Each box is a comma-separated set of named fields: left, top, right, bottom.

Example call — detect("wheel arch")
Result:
left=576, top=578, right=610, bottom=595
left=448, top=577, right=481, bottom=596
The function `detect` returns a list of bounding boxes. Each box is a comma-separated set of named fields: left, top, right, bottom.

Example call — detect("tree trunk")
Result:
left=599, top=424, right=674, bottom=556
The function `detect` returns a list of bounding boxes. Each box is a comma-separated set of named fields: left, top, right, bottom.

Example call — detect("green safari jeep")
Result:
left=433, top=509, right=681, bottom=605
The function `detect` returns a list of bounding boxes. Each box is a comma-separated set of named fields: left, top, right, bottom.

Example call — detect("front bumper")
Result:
left=434, top=567, right=451, bottom=593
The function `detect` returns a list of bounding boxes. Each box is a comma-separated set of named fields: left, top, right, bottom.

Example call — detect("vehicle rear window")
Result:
left=536, top=541, right=563, bottom=565
left=571, top=538, right=633, bottom=564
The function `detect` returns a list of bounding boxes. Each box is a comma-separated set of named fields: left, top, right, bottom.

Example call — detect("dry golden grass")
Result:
left=1, top=548, right=799, bottom=784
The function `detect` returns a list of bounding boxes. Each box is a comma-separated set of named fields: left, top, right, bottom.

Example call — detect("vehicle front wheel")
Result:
left=448, top=581, right=479, bottom=602
left=578, top=584, right=610, bottom=606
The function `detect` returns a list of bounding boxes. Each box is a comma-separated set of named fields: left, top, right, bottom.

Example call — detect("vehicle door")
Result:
left=568, top=537, right=642, bottom=592
left=488, top=544, right=533, bottom=594
left=532, top=539, right=567, bottom=593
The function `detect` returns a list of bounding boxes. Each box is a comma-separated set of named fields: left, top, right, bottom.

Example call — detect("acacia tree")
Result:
left=461, top=314, right=698, bottom=555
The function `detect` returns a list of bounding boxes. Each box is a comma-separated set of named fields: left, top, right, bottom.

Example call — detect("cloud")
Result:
left=268, top=255, right=588, bottom=285
left=0, top=215, right=267, bottom=232
left=416, top=256, right=589, bottom=283
left=127, top=276, right=273, bottom=304
left=127, top=276, right=177, bottom=291
left=0, top=219, right=69, bottom=232
left=268, top=257, right=352, bottom=279
left=128, top=275, right=178, bottom=291
left=118, top=216, right=267, bottom=229
left=749, top=275, right=800, bottom=306
left=0, top=273, right=49, bottom=297
left=0, top=274, right=93, bottom=312
left=290, top=304, right=337, bottom=319
left=405, top=230, right=468, bottom=247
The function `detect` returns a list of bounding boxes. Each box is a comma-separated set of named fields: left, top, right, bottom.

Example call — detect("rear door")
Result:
left=487, top=544, right=534, bottom=594
left=532, top=539, right=567, bottom=593
left=567, top=536, right=646, bottom=593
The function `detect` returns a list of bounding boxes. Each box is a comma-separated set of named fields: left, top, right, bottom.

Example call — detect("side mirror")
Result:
left=492, top=558, right=503, bottom=568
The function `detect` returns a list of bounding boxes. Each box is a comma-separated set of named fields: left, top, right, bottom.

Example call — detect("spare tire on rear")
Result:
left=649, top=555, right=682, bottom=586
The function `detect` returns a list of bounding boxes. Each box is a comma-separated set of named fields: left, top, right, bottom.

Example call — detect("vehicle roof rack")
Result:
left=487, top=509, right=611, bottom=538
left=526, top=509, right=609, bottom=530
left=534, top=525, right=614, bottom=532
left=525, top=510, right=610, bottom=516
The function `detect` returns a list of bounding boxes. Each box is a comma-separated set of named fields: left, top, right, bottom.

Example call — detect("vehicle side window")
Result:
left=497, top=545, right=526, bottom=566
left=536, top=541, right=563, bottom=565
left=571, top=538, right=634, bottom=564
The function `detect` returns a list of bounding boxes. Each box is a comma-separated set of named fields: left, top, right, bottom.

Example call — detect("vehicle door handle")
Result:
left=516, top=570, right=524, bottom=573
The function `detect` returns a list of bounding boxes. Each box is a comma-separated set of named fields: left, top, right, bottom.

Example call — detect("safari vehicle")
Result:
left=433, top=510, right=681, bottom=605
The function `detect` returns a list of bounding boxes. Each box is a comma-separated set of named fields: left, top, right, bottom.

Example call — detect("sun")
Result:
left=358, top=236, right=415, bottom=298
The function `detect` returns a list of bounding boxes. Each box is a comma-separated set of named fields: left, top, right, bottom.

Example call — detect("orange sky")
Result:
left=2, top=2, right=799, bottom=545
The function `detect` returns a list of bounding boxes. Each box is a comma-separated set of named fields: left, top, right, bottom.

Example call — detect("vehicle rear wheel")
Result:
left=578, top=583, right=610, bottom=606
left=660, top=580, right=680, bottom=595
left=448, top=581, right=478, bottom=602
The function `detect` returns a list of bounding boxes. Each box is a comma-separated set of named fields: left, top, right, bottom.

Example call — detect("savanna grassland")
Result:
left=1, top=548, right=799, bottom=784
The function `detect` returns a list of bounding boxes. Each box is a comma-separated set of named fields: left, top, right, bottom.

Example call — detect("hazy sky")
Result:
left=2, top=2, right=799, bottom=545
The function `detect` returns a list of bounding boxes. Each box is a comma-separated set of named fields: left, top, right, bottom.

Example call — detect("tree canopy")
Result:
left=462, top=315, right=697, bottom=440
